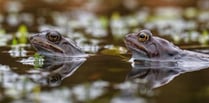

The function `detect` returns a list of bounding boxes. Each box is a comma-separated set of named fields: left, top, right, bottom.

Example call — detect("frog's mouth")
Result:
left=30, top=38, right=64, bottom=55
left=124, top=37, right=149, bottom=58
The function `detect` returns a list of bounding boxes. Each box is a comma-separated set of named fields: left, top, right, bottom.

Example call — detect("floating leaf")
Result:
left=100, top=46, right=127, bottom=55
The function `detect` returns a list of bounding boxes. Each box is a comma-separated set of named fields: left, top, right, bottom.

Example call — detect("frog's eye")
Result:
left=138, top=32, right=149, bottom=42
left=46, top=32, right=61, bottom=43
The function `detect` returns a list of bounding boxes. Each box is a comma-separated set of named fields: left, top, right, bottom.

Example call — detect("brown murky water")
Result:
left=1, top=45, right=209, bottom=103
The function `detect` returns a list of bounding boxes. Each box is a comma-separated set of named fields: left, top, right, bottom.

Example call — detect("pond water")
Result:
left=0, top=0, right=209, bottom=103
left=1, top=44, right=209, bottom=103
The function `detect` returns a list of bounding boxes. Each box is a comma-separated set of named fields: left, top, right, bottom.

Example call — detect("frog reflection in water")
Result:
left=127, top=61, right=182, bottom=89
left=29, top=30, right=86, bottom=57
left=31, top=57, right=86, bottom=86
left=124, top=29, right=209, bottom=62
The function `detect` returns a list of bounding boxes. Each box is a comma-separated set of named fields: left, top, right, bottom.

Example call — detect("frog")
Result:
left=124, top=29, right=209, bottom=62
left=29, top=30, right=86, bottom=57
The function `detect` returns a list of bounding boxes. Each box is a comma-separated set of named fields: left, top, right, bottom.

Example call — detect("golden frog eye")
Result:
left=138, top=32, right=149, bottom=42
left=46, top=32, right=61, bottom=43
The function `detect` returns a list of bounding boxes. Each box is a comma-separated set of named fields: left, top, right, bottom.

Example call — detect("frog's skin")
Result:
left=29, top=30, right=86, bottom=57
left=124, top=29, right=209, bottom=62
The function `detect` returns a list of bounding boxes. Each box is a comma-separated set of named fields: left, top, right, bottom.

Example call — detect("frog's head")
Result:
left=124, top=30, right=180, bottom=60
left=29, top=30, right=84, bottom=57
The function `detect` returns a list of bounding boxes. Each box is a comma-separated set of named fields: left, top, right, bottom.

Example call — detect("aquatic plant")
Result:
left=99, top=16, right=108, bottom=29
left=199, top=30, right=209, bottom=45
left=16, top=24, right=28, bottom=44
left=33, top=53, right=44, bottom=69
left=11, top=37, right=18, bottom=45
